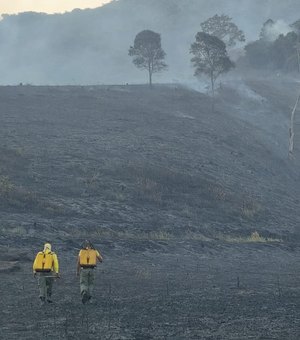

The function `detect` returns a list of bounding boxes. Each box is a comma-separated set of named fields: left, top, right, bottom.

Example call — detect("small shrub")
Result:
left=180, top=204, right=195, bottom=218
left=250, top=231, right=261, bottom=241
left=136, top=177, right=162, bottom=203
left=14, top=147, right=24, bottom=156
left=84, top=170, right=100, bottom=188
left=0, top=176, right=14, bottom=196
left=210, top=186, right=227, bottom=201
left=135, top=269, right=152, bottom=280
left=241, top=200, right=262, bottom=218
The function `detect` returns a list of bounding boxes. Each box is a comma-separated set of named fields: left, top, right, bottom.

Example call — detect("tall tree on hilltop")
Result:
left=190, top=32, right=234, bottom=110
left=200, top=14, right=245, bottom=47
left=129, top=30, right=167, bottom=87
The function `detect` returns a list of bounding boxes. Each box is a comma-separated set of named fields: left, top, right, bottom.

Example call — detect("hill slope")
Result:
left=2, top=80, right=300, bottom=340
left=1, top=80, right=300, bottom=244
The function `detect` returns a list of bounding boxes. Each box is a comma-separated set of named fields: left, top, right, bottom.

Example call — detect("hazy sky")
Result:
left=0, top=0, right=111, bottom=15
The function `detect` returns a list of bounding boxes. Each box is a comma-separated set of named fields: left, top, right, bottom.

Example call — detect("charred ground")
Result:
left=1, top=80, right=300, bottom=339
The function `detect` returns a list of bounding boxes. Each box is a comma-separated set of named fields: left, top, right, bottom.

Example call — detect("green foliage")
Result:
left=200, top=14, right=245, bottom=47
left=129, top=30, right=167, bottom=85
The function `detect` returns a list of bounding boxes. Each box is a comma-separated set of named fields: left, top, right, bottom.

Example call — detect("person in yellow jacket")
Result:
left=76, top=240, right=103, bottom=304
left=33, top=242, right=60, bottom=304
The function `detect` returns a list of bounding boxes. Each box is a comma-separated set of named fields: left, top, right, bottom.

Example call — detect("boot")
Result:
left=47, top=293, right=52, bottom=303
left=82, top=291, right=89, bottom=304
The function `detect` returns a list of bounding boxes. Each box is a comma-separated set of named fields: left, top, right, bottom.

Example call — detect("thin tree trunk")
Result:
left=148, top=62, right=152, bottom=88
left=297, top=47, right=300, bottom=74
left=296, top=40, right=300, bottom=73
left=211, top=72, right=215, bottom=112
left=289, top=91, right=300, bottom=158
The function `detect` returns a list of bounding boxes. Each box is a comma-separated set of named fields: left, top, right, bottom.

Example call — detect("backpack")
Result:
left=34, top=252, right=54, bottom=272
left=79, top=249, right=97, bottom=267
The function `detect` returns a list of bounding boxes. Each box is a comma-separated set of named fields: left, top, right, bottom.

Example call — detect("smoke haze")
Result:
left=263, top=19, right=293, bottom=41
left=1, top=0, right=300, bottom=85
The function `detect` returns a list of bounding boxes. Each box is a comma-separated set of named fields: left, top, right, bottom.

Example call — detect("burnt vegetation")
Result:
left=2, top=1, right=300, bottom=339
left=1, top=81, right=300, bottom=338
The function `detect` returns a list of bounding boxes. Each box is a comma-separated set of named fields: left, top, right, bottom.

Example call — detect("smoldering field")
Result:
left=1, top=81, right=300, bottom=339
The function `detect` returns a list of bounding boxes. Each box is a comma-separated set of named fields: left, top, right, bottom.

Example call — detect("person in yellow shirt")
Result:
left=33, top=242, right=60, bottom=304
left=76, top=240, right=103, bottom=304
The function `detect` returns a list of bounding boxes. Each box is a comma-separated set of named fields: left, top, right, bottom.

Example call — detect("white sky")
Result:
left=0, top=0, right=111, bottom=15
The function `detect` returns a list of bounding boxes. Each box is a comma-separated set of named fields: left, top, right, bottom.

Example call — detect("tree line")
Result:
left=128, top=14, right=300, bottom=91
left=243, top=19, right=300, bottom=72
left=128, top=14, right=241, bottom=95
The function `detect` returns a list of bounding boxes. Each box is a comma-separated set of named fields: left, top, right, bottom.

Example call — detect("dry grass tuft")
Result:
left=219, top=231, right=282, bottom=243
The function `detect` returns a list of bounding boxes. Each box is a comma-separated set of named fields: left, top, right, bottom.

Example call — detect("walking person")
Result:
left=77, top=240, right=103, bottom=304
left=33, top=242, right=60, bottom=304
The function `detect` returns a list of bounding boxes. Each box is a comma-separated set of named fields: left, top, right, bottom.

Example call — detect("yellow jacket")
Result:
left=33, top=248, right=59, bottom=273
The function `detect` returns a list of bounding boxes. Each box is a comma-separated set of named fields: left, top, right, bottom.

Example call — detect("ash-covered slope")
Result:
left=0, top=80, right=299, bottom=242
